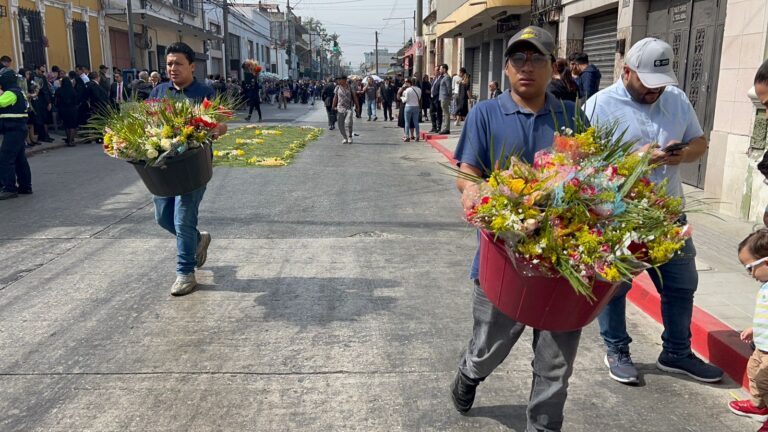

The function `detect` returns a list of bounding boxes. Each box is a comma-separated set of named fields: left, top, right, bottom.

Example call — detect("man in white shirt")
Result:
left=78, top=66, right=90, bottom=83
left=451, top=72, right=461, bottom=121
left=584, top=37, right=723, bottom=385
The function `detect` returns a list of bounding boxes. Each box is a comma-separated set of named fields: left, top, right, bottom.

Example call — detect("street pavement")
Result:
left=0, top=102, right=757, bottom=431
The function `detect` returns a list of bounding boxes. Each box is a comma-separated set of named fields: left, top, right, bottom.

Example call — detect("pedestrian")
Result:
left=731, top=229, right=768, bottom=432
left=150, top=71, right=162, bottom=88
left=32, top=65, right=54, bottom=143
left=243, top=64, right=262, bottom=122
left=279, top=81, right=290, bottom=109
left=148, top=42, right=223, bottom=297
left=584, top=37, right=723, bottom=385
left=455, top=68, right=469, bottom=127
left=55, top=76, right=79, bottom=146
left=572, top=52, right=601, bottom=100
left=332, top=75, right=357, bottom=144
left=98, top=65, right=112, bottom=96
left=110, top=72, right=128, bottom=109
left=451, top=71, right=461, bottom=121
left=752, top=60, right=768, bottom=226
left=438, top=64, right=452, bottom=134
left=85, top=72, right=110, bottom=118
left=451, top=26, right=584, bottom=431
left=0, top=56, right=12, bottom=71
left=380, top=78, right=395, bottom=121
left=420, top=74, right=431, bottom=122
left=71, top=72, right=89, bottom=131
left=19, top=69, right=39, bottom=147
left=77, top=65, right=90, bottom=83
left=547, top=58, right=579, bottom=101
left=322, top=80, right=337, bottom=130
left=363, top=76, right=378, bottom=121
left=354, top=79, right=364, bottom=118
left=0, top=69, right=33, bottom=200
left=487, top=81, right=502, bottom=99
left=401, top=77, right=422, bottom=142
left=429, top=66, right=443, bottom=133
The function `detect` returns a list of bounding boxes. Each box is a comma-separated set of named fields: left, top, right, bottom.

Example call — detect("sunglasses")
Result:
left=745, top=257, right=768, bottom=274
left=507, top=52, right=551, bottom=69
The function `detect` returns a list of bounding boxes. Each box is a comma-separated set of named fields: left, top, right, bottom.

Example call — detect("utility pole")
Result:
left=222, top=0, right=229, bottom=78
left=286, top=0, right=294, bottom=79
left=126, top=0, right=137, bottom=68
left=415, top=0, right=423, bottom=79
left=375, top=31, right=379, bottom=76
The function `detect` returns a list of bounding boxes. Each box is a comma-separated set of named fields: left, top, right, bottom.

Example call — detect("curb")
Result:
left=423, top=134, right=752, bottom=390
left=26, top=142, right=68, bottom=156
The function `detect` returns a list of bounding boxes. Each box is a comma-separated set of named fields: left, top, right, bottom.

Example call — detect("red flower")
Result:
left=202, top=98, right=212, bottom=110
left=190, top=116, right=218, bottom=129
left=480, top=196, right=491, bottom=205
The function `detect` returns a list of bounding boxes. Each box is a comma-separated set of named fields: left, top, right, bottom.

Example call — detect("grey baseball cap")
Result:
left=505, top=26, right=556, bottom=57
left=624, top=37, right=678, bottom=88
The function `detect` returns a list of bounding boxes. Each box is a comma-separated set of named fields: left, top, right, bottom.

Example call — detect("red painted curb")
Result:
left=424, top=137, right=753, bottom=390
left=424, top=136, right=456, bottom=165
left=628, top=273, right=751, bottom=389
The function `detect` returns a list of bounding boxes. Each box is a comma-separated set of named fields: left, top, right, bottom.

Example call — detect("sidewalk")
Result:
left=422, top=131, right=760, bottom=390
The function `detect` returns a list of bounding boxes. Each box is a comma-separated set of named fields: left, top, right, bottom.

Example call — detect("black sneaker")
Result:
left=17, top=189, right=33, bottom=195
left=604, top=351, right=639, bottom=384
left=656, top=351, right=723, bottom=382
left=0, top=191, right=18, bottom=200
left=450, top=371, right=481, bottom=414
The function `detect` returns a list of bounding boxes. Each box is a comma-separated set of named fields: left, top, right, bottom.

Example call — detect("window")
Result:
left=228, top=34, right=241, bottom=60
left=172, top=0, right=195, bottom=14
left=209, top=23, right=222, bottom=50
left=248, top=40, right=254, bottom=59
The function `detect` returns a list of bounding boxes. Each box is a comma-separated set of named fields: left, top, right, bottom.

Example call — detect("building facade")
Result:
left=2, top=0, right=107, bottom=72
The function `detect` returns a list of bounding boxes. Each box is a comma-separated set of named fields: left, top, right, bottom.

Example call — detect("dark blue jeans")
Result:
left=0, top=127, right=32, bottom=193
left=153, top=186, right=206, bottom=275
left=597, top=238, right=697, bottom=356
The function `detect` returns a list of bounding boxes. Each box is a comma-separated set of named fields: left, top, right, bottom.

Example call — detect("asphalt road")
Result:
left=0, top=102, right=756, bottom=431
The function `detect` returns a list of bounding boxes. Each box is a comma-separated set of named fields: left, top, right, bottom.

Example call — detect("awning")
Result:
left=399, top=44, right=416, bottom=59
left=436, top=0, right=530, bottom=38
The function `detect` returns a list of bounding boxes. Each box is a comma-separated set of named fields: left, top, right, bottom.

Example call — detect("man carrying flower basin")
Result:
left=451, top=26, right=586, bottom=431
left=584, top=38, right=723, bottom=386
left=147, top=42, right=227, bottom=296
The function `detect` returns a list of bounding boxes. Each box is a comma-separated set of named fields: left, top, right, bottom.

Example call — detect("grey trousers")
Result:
left=337, top=110, right=354, bottom=140
left=459, top=281, right=581, bottom=432
left=440, top=99, right=451, bottom=132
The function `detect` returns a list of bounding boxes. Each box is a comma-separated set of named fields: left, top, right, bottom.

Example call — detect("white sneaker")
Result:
left=341, top=139, right=348, bottom=144
left=195, top=231, right=211, bottom=268
left=348, top=137, right=353, bottom=144
left=171, top=273, right=197, bottom=296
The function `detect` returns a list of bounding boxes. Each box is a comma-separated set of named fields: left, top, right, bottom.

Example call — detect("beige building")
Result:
left=2, top=0, right=106, bottom=71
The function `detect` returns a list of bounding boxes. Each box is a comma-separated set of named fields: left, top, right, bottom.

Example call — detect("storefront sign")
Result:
left=671, top=4, right=688, bottom=23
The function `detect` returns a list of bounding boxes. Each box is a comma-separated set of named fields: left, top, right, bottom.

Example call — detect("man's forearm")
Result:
left=683, top=136, right=708, bottom=162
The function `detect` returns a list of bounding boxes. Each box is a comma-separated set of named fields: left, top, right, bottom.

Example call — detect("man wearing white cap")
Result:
left=584, top=37, right=723, bottom=385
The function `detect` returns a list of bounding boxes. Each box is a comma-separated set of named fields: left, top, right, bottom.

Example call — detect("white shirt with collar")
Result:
left=80, top=72, right=90, bottom=83
left=452, top=74, right=461, bottom=95
left=583, top=79, right=704, bottom=198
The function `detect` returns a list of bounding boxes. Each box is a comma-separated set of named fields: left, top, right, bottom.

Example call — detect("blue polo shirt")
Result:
left=453, top=90, right=581, bottom=280
left=149, top=78, right=215, bottom=102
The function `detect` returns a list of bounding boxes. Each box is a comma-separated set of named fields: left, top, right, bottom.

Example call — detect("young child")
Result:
left=733, top=228, right=768, bottom=431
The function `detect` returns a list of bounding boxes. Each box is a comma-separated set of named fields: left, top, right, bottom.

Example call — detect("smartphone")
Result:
left=663, top=142, right=689, bottom=153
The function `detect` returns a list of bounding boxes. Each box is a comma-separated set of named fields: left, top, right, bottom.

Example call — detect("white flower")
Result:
left=146, top=148, right=159, bottom=159
left=160, top=138, right=172, bottom=150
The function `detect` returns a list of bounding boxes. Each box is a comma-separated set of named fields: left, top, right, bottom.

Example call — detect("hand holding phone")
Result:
left=663, top=141, right=689, bottom=153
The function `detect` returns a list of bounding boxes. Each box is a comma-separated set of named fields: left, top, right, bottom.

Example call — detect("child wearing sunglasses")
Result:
left=733, top=228, right=768, bottom=431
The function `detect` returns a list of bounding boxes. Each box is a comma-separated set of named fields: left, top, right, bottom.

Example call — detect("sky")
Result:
left=285, top=0, right=421, bottom=69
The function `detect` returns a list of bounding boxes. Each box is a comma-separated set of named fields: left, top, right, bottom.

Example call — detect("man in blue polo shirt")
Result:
left=150, top=42, right=225, bottom=296
left=451, top=26, right=582, bottom=431
left=584, top=38, right=723, bottom=385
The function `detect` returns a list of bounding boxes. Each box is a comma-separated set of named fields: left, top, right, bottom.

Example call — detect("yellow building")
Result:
left=1, top=0, right=106, bottom=71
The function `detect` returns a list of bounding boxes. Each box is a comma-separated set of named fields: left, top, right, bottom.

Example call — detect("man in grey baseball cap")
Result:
left=584, top=37, right=721, bottom=386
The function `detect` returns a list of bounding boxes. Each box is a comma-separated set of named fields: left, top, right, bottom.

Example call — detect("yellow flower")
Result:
left=236, top=138, right=244, bottom=145
left=213, top=150, right=221, bottom=157
left=599, top=265, right=622, bottom=282
left=161, top=125, right=174, bottom=139
left=236, top=149, right=246, bottom=157
left=256, top=157, right=286, bottom=166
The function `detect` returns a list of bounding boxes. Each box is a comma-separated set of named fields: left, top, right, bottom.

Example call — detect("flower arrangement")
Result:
left=243, top=59, right=262, bottom=74
left=213, top=125, right=323, bottom=167
left=461, top=121, right=690, bottom=299
left=95, top=96, right=235, bottom=166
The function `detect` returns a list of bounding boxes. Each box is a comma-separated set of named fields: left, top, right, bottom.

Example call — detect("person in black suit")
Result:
left=109, top=73, right=129, bottom=109
left=84, top=72, right=110, bottom=142
left=54, top=77, right=79, bottom=146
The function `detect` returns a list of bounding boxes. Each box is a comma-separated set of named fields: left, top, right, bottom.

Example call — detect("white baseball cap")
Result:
left=624, top=38, right=678, bottom=88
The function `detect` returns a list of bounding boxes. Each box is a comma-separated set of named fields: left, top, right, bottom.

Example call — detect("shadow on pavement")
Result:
left=634, top=362, right=742, bottom=389
left=198, top=267, right=399, bottom=327
left=467, top=404, right=528, bottom=430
